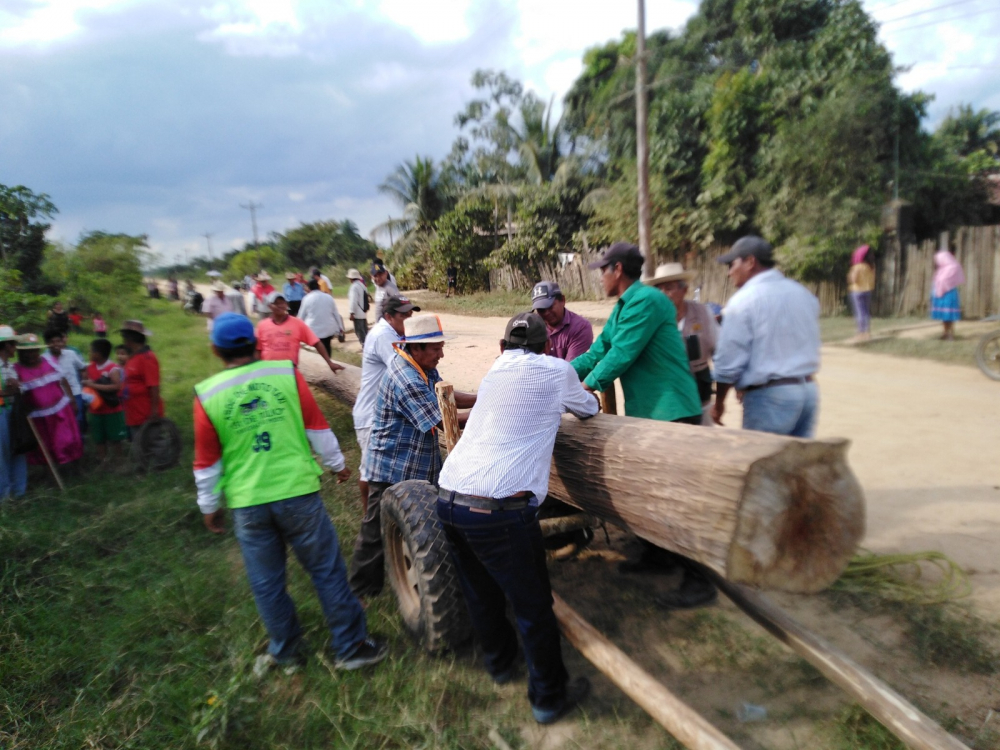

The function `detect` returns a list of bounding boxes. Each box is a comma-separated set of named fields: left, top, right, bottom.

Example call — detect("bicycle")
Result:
left=975, top=313, right=1000, bottom=381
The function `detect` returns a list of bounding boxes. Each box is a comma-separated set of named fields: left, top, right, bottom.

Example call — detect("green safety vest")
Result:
left=195, top=360, right=322, bottom=509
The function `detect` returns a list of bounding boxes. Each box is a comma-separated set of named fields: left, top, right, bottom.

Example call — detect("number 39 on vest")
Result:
left=195, top=360, right=322, bottom=509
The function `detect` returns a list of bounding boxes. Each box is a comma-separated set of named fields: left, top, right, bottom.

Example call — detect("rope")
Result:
left=831, top=549, right=971, bottom=605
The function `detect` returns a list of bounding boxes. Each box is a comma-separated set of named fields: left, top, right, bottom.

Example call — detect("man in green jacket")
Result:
left=572, top=242, right=715, bottom=609
left=572, top=242, right=701, bottom=423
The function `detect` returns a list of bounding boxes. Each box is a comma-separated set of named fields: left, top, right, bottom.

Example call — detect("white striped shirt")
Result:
left=439, top=349, right=599, bottom=505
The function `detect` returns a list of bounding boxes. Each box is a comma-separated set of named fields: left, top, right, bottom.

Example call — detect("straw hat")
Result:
left=257, top=271, right=272, bottom=281
left=16, top=333, right=46, bottom=350
left=210, top=280, right=228, bottom=292
left=285, top=272, right=297, bottom=280
left=644, top=262, right=696, bottom=287
left=346, top=268, right=363, bottom=280
left=0, top=325, right=17, bottom=343
left=120, top=320, right=153, bottom=337
left=401, top=315, right=453, bottom=344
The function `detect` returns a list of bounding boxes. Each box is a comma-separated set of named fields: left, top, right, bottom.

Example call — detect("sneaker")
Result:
left=531, top=676, right=591, bottom=725
left=334, top=638, right=388, bottom=671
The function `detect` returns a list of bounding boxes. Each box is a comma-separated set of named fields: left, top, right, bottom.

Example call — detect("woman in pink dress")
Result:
left=13, top=334, right=83, bottom=465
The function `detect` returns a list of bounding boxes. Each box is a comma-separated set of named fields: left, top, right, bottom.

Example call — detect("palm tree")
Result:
left=370, top=156, right=448, bottom=245
left=513, top=94, right=564, bottom=185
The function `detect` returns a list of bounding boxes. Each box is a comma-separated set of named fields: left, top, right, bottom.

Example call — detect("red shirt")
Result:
left=69, top=313, right=83, bottom=327
left=252, top=282, right=274, bottom=301
left=87, top=360, right=123, bottom=415
left=256, top=316, right=319, bottom=366
left=193, top=369, right=328, bottom=468
left=123, top=348, right=164, bottom=426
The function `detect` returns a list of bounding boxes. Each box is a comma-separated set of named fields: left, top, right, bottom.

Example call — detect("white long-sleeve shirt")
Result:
left=348, top=280, right=368, bottom=320
left=351, top=318, right=401, bottom=429
left=439, top=349, right=598, bottom=505
left=299, top=290, right=343, bottom=338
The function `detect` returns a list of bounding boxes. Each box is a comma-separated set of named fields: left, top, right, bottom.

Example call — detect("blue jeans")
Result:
left=850, top=291, right=872, bottom=333
left=742, top=381, right=819, bottom=438
left=437, top=496, right=568, bottom=711
left=0, top=408, right=28, bottom=500
left=75, top=394, right=88, bottom=435
left=232, top=492, right=367, bottom=661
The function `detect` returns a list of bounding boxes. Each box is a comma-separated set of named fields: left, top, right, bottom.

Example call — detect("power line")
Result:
left=880, top=0, right=980, bottom=24
left=888, top=5, right=1000, bottom=31
left=239, top=201, right=262, bottom=268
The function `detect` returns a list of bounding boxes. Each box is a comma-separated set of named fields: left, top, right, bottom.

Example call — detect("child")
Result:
left=93, top=312, right=108, bottom=339
left=68, top=307, right=84, bottom=334
left=45, top=330, right=87, bottom=435
left=82, top=339, right=127, bottom=461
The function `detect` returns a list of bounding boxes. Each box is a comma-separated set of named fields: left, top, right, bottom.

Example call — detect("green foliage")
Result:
left=427, top=195, right=496, bottom=292
left=272, top=219, right=375, bottom=271
left=224, top=245, right=286, bottom=280
left=493, top=177, right=595, bottom=268
left=42, top=232, right=148, bottom=319
left=0, top=183, right=59, bottom=294
left=831, top=705, right=907, bottom=750
left=0, top=269, right=52, bottom=332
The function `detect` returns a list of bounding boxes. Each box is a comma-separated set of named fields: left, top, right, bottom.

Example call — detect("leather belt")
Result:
left=437, top=489, right=531, bottom=511
left=743, top=375, right=814, bottom=392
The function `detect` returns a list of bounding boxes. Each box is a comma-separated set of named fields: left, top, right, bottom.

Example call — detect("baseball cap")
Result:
left=265, top=290, right=287, bottom=305
left=384, top=296, right=420, bottom=315
left=370, top=262, right=387, bottom=275
left=211, top=313, right=256, bottom=348
left=717, top=235, right=774, bottom=265
left=531, top=281, right=562, bottom=310
left=504, top=312, right=548, bottom=347
left=588, top=241, right=644, bottom=270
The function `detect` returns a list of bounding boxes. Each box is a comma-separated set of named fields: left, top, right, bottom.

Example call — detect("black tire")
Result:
left=380, top=480, right=471, bottom=653
left=975, top=330, right=1000, bottom=381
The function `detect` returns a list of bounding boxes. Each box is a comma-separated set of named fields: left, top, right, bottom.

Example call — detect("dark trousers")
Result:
left=289, top=300, right=302, bottom=317
left=318, top=336, right=333, bottom=355
left=348, top=481, right=389, bottom=597
left=353, top=318, right=368, bottom=346
left=437, top=496, right=568, bottom=711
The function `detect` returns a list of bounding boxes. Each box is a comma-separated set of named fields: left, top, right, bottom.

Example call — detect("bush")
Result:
left=43, top=232, right=147, bottom=319
left=0, top=269, right=52, bottom=332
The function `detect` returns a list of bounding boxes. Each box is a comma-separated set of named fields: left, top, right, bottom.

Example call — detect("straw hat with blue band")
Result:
left=397, top=315, right=454, bottom=344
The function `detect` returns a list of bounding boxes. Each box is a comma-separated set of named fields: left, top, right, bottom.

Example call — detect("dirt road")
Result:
left=332, top=295, right=1000, bottom=616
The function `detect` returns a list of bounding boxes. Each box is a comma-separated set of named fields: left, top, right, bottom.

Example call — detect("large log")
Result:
left=300, top=354, right=865, bottom=593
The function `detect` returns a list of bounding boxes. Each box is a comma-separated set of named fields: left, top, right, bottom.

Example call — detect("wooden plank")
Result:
left=552, top=593, right=742, bottom=750
left=716, top=579, right=971, bottom=750
left=435, top=381, right=461, bottom=452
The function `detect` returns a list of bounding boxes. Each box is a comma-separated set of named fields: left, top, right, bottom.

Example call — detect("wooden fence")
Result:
left=488, top=225, right=1000, bottom=318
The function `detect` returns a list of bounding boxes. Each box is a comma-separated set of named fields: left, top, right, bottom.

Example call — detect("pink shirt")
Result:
left=256, top=316, right=319, bottom=365
left=549, top=308, right=594, bottom=362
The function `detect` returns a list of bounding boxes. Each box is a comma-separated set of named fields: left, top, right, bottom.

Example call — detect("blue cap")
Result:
left=211, top=313, right=256, bottom=348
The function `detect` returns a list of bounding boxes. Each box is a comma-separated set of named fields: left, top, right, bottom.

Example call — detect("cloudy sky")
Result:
left=2, top=0, right=998, bottom=266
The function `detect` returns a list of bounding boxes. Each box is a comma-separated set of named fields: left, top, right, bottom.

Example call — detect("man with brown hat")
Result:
left=437, top=312, right=598, bottom=724
left=348, top=314, right=475, bottom=598
left=645, top=263, right=718, bottom=424
left=120, top=320, right=163, bottom=430
left=346, top=268, right=370, bottom=345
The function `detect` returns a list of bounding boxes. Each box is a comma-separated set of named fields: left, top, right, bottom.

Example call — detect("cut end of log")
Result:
left=729, top=438, right=866, bottom=593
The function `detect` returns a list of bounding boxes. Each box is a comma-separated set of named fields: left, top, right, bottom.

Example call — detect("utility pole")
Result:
left=635, top=0, right=653, bottom=278
left=240, top=201, right=262, bottom=269
left=202, top=231, right=214, bottom=268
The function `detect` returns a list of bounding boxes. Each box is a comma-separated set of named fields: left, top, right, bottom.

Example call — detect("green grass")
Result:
left=818, top=316, right=928, bottom=343
left=830, top=705, right=907, bottom=750
left=404, top=290, right=535, bottom=319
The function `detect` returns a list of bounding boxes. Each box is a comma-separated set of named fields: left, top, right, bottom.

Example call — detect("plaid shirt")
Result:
left=363, top=354, right=442, bottom=484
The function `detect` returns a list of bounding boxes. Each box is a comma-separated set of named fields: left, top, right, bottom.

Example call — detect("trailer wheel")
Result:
left=381, top=480, right=471, bottom=653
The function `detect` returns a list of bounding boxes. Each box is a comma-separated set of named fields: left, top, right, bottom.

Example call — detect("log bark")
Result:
left=552, top=593, right=741, bottom=750
left=300, top=354, right=865, bottom=593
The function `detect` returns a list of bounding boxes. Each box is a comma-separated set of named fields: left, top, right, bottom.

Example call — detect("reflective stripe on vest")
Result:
left=194, top=360, right=322, bottom=509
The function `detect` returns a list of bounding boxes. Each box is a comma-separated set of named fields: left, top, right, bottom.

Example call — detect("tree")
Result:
left=0, top=183, right=59, bottom=293
left=275, top=219, right=376, bottom=269
left=225, top=245, right=286, bottom=280
left=43, top=232, right=149, bottom=318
